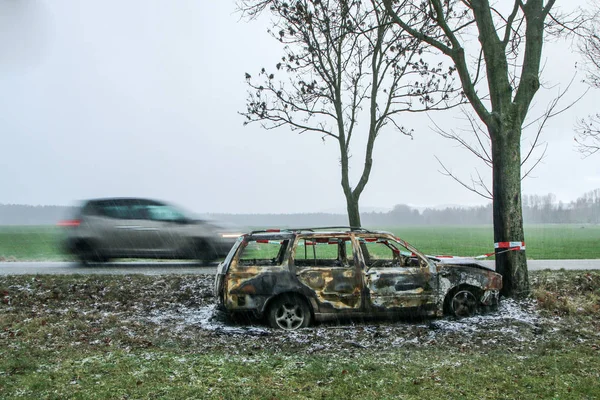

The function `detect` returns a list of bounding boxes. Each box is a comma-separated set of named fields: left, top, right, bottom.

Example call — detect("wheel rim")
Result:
left=274, top=302, right=305, bottom=330
left=451, top=290, right=478, bottom=317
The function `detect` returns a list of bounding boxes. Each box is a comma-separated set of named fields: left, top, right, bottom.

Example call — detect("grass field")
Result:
left=0, top=226, right=66, bottom=261
left=0, top=224, right=599, bottom=261
left=385, top=224, right=600, bottom=260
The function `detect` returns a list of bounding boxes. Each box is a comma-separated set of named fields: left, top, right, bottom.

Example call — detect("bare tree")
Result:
left=382, top=0, right=567, bottom=297
left=433, top=79, right=578, bottom=199
left=575, top=5, right=600, bottom=157
left=239, top=0, right=457, bottom=227
left=575, top=115, right=600, bottom=156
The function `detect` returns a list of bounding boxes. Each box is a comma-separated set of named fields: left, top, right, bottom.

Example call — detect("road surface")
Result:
left=0, top=261, right=216, bottom=275
left=1, top=260, right=599, bottom=275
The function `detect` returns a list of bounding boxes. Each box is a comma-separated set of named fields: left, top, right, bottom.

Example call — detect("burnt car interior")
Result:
left=234, top=228, right=432, bottom=271
left=294, top=237, right=353, bottom=268
left=236, top=228, right=427, bottom=270
left=360, top=237, right=423, bottom=268
left=237, top=239, right=290, bottom=266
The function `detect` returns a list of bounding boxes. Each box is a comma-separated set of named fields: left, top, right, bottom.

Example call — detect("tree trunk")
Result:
left=345, top=193, right=361, bottom=227
left=491, top=119, right=529, bottom=298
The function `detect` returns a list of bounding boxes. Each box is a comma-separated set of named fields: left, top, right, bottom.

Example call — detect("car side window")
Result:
left=345, top=240, right=355, bottom=261
left=359, top=237, right=402, bottom=268
left=146, top=205, right=185, bottom=222
left=81, top=202, right=100, bottom=216
left=98, top=204, right=132, bottom=219
left=237, top=239, right=288, bottom=266
left=294, top=237, right=351, bottom=267
left=358, top=237, right=425, bottom=268
left=129, top=205, right=149, bottom=220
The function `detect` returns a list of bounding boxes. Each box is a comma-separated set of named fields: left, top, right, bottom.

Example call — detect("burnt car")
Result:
left=59, top=198, right=240, bottom=264
left=214, top=227, right=502, bottom=330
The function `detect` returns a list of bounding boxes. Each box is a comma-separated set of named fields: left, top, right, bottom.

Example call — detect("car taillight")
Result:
left=57, top=219, right=81, bottom=227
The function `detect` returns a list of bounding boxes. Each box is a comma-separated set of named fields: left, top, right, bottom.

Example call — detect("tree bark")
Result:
left=345, top=193, right=362, bottom=227
left=490, top=113, right=529, bottom=297
left=339, top=125, right=362, bottom=227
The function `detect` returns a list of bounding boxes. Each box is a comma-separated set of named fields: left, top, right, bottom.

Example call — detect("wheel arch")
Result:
left=443, top=283, right=484, bottom=315
left=72, top=237, right=99, bottom=253
left=191, top=237, right=219, bottom=261
left=70, top=237, right=107, bottom=264
left=261, top=291, right=315, bottom=320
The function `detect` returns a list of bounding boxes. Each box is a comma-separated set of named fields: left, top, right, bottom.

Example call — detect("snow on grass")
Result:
left=428, top=298, right=542, bottom=332
left=144, top=304, right=270, bottom=336
left=4, top=273, right=595, bottom=357
left=136, top=295, right=558, bottom=351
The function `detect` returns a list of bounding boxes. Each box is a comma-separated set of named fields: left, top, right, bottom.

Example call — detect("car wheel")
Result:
left=76, top=242, right=108, bottom=265
left=267, top=294, right=311, bottom=330
left=195, top=240, right=218, bottom=264
left=446, top=288, right=479, bottom=318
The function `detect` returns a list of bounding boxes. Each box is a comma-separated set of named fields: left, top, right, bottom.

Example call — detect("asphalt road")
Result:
left=0, top=260, right=599, bottom=275
left=0, top=261, right=217, bottom=276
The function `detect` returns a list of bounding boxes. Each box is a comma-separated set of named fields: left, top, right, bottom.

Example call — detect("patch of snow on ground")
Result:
left=428, top=298, right=541, bottom=334
left=140, top=297, right=554, bottom=349
left=144, top=304, right=270, bottom=336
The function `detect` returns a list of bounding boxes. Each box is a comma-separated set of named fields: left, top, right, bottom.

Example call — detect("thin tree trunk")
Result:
left=491, top=121, right=529, bottom=297
left=345, top=194, right=361, bottom=227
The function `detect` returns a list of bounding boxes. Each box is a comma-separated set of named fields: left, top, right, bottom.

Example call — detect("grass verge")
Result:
left=2, top=345, right=599, bottom=399
left=1, top=271, right=599, bottom=399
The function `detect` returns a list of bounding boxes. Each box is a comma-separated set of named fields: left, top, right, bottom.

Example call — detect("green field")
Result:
left=384, top=225, right=600, bottom=260
left=0, top=226, right=67, bottom=261
left=0, top=224, right=599, bottom=261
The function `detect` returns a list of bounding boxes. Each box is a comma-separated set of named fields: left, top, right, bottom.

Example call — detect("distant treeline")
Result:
left=208, top=205, right=494, bottom=227
left=1, top=189, right=598, bottom=226
left=0, top=205, right=78, bottom=225
left=211, top=189, right=600, bottom=227
left=522, top=190, right=600, bottom=224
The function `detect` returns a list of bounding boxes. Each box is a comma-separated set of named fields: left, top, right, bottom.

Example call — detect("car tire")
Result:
left=76, top=241, right=108, bottom=265
left=267, top=294, right=311, bottom=330
left=445, top=287, right=479, bottom=318
left=194, top=240, right=218, bottom=265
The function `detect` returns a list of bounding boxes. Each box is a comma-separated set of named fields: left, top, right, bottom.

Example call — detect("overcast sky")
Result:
left=1, top=0, right=598, bottom=214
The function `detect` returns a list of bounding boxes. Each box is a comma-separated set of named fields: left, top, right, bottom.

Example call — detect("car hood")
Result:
left=193, top=219, right=245, bottom=234
left=428, top=256, right=496, bottom=272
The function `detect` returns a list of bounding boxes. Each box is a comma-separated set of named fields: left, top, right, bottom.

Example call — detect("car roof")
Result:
left=248, top=227, right=392, bottom=236
left=246, top=232, right=297, bottom=240
left=84, top=198, right=166, bottom=206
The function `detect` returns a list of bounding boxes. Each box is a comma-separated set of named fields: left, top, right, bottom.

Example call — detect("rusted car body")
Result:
left=214, top=228, right=502, bottom=330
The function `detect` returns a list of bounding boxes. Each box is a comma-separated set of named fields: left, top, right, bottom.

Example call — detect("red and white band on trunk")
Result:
left=494, top=241, right=526, bottom=250
left=432, top=241, right=526, bottom=260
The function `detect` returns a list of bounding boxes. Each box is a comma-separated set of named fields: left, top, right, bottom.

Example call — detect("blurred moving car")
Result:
left=215, top=227, right=502, bottom=330
left=59, top=198, right=240, bottom=264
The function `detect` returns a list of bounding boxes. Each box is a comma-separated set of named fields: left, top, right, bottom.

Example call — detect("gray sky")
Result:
left=1, top=0, right=598, bottom=214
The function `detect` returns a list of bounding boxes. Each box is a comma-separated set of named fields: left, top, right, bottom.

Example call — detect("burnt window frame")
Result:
left=235, top=238, right=291, bottom=267
left=292, top=235, right=353, bottom=268
left=356, top=234, right=430, bottom=269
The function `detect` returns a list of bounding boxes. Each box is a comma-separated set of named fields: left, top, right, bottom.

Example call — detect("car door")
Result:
left=124, top=202, right=170, bottom=256
left=293, top=235, right=362, bottom=312
left=142, top=203, right=192, bottom=255
left=358, top=235, right=436, bottom=314
left=96, top=201, right=141, bottom=256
